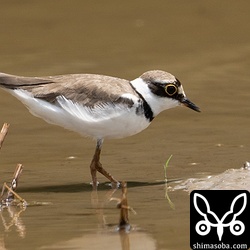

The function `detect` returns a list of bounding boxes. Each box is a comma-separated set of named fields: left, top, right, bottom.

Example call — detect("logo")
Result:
left=190, top=190, right=249, bottom=250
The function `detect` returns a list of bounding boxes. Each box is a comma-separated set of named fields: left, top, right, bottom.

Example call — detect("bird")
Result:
left=0, top=70, right=200, bottom=187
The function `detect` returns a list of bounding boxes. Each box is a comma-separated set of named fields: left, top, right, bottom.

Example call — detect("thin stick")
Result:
left=119, top=182, right=130, bottom=228
left=11, top=164, right=23, bottom=190
left=0, top=123, right=10, bottom=150
left=6, top=164, right=23, bottom=200
left=3, top=183, right=26, bottom=204
left=0, top=183, right=6, bottom=198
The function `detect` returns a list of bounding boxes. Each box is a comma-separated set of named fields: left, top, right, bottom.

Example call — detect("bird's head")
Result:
left=131, top=70, right=200, bottom=115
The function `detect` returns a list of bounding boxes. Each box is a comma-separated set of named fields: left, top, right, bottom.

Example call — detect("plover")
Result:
left=0, top=70, right=200, bottom=187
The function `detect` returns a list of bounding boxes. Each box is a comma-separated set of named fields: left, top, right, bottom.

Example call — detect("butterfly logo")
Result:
left=193, top=193, right=247, bottom=241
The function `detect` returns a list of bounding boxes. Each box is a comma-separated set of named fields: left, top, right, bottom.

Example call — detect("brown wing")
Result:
left=0, top=73, right=137, bottom=108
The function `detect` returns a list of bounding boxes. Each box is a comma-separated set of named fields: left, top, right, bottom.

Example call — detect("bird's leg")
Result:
left=90, top=139, right=119, bottom=188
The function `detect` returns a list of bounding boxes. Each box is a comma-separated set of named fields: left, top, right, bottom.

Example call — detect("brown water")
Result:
left=0, top=1, right=250, bottom=249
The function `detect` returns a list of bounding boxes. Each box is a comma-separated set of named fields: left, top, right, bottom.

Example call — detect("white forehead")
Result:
left=178, top=85, right=186, bottom=95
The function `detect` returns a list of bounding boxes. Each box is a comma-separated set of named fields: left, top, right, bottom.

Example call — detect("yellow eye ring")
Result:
left=165, top=84, right=178, bottom=96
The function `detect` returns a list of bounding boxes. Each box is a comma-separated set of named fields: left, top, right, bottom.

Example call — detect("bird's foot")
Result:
left=90, top=180, right=120, bottom=190
left=90, top=160, right=119, bottom=189
left=90, top=180, right=100, bottom=187
left=106, top=181, right=120, bottom=189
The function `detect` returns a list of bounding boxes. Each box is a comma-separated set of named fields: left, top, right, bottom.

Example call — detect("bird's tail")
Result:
left=0, top=72, right=52, bottom=90
left=0, top=73, right=19, bottom=89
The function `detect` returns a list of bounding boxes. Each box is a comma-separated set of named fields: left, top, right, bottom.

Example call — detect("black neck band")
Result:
left=129, top=82, right=154, bottom=122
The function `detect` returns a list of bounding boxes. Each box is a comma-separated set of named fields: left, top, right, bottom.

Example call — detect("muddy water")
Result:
left=0, top=1, right=250, bottom=249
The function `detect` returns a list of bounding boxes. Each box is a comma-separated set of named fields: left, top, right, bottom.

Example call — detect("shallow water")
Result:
left=0, top=1, right=250, bottom=249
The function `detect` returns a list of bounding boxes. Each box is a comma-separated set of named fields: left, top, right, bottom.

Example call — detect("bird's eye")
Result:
left=165, top=84, right=178, bottom=96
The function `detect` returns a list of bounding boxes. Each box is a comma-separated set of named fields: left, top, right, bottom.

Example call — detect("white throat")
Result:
left=130, top=77, right=180, bottom=116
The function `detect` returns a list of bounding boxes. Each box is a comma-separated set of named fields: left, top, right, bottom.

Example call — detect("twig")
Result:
left=0, top=123, right=10, bottom=150
left=6, top=164, right=23, bottom=200
left=119, top=182, right=129, bottom=228
left=117, top=182, right=136, bottom=230
left=1, top=164, right=26, bottom=206
left=3, top=183, right=26, bottom=204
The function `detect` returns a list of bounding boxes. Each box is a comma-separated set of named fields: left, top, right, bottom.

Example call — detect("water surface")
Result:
left=0, top=1, right=250, bottom=249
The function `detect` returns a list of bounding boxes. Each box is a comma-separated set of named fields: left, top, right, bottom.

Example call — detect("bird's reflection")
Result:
left=41, top=183, right=156, bottom=250
left=0, top=182, right=157, bottom=250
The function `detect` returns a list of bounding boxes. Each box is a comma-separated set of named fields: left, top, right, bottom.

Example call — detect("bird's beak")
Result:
left=180, top=97, right=200, bottom=112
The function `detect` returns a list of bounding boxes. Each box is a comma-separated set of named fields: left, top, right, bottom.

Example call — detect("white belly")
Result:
left=11, top=89, right=151, bottom=139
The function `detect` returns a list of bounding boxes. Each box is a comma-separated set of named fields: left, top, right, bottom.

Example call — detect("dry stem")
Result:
left=0, top=123, right=10, bottom=150
left=2, top=183, right=26, bottom=204
left=6, top=164, right=23, bottom=200
left=1, top=164, right=26, bottom=206
left=119, top=182, right=130, bottom=228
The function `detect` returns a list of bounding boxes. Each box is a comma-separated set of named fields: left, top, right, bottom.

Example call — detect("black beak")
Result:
left=180, top=97, right=200, bottom=112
